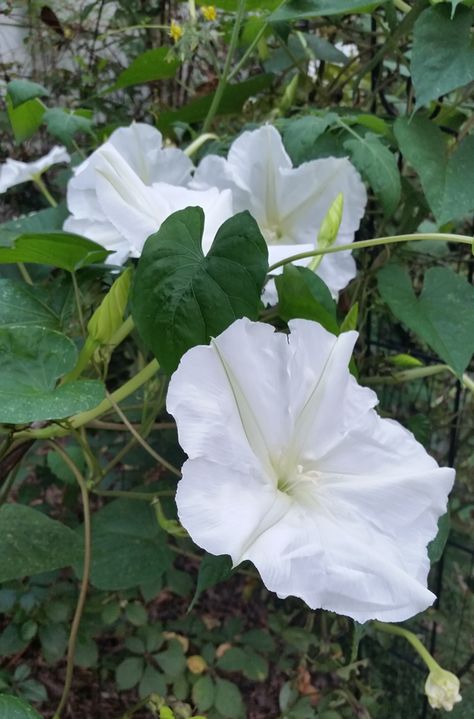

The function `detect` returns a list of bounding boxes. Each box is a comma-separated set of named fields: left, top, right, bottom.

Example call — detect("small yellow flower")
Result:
left=201, top=5, right=217, bottom=21
left=169, top=20, right=183, bottom=42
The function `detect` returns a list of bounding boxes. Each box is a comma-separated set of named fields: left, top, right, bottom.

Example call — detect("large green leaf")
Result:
left=0, top=504, right=82, bottom=583
left=0, top=326, right=105, bottom=424
left=282, top=114, right=338, bottom=165
left=6, top=97, right=45, bottom=143
left=42, top=108, right=94, bottom=146
left=344, top=132, right=401, bottom=216
left=275, top=265, right=338, bottom=333
left=131, top=207, right=268, bottom=374
left=7, top=79, right=49, bottom=109
left=86, top=499, right=172, bottom=590
left=411, top=5, right=474, bottom=108
left=394, top=116, right=474, bottom=224
left=0, top=280, right=59, bottom=329
left=0, top=206, right=69, bottom=244
left=111, top=48, right=180, bottom=91
left=269, top=0, right=381, bottom=22
left=0, top=232, right=109, bottom=271
left=377, top=264, right=474, bottom=377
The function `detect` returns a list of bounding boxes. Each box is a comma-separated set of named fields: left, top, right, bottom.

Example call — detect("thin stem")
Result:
left=267, top=233, right=473, bottom=272
left=71, top=272, right=86, bottom=336
left=99, top=437, right=137, bottom=479
left=202, top=0, right=247, bottom=132
left=184, top=133, right=219, bottom=157
left=372, top=621, right=438, bottom=672
left=108, top=315, right=135, bottom=348
left=14, top=359, right=160, bottom=440
left=50, top=441, right=92, bottom=719
left=105, top=391, right=181, bottom=477
left=17, top=263, right=33, bottom=285
left=228, top=21, right=267, bottom=81
left=89, top=420, right=175, bottom=431
left=119, top=696, right=151, bottom=719
left=365, top=364, right=448, bottom=385
left=393, top=0, right=411, bottom=12
left=33, top=175, right=58, bottom=207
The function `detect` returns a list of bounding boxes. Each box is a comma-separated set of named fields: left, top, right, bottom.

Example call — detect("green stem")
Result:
left=51, top=442, right=92, bottom=719
left=184, top=133, right=219, bottom=157
left=14, top=359, right=160, bottom=441
left=71, top=272, right=86, bottom=336
left=393, top=0, right=411, bottom=12
left=365, top=364, right=448, bottom=385
left=372, top=621, right=438, bottom=672
left=33, top=174, right=58, bottom=207
left=228, top=21, right=267, bottom=81
left=202, top=0, right=247, bottom=131
left=92, top=488, right=174, bottom=501
left=267, top=233, right=473, bottom=272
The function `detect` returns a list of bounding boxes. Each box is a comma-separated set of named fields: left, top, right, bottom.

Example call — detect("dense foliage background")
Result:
left=0, top=1, right=473, bottom=718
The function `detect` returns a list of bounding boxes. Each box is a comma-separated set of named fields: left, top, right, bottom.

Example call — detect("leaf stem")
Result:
left=372, top=621, right=438, bottom=672
left=267, top=233, right=473, bottom=272
left=71, top=271, right=87, bottom=336
left=202, top=0, right=247, bottom=131
left=17, top=263, right=33, bottom=285
left=50, top=441, right=92, bottom=719
left=92, top=488, right=174, bottom=500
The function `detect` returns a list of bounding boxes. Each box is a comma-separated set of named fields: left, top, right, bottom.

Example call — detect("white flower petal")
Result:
left=63, top=216, right=130, bottom=264
left=192, top=154, right=250, bottom=212
left=170, top=318, right=455, bottom=622
left=0, top=145, right=70, bottom=193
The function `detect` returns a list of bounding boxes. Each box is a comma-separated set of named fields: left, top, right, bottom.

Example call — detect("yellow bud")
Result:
left=169, top=20, right=183, bottom=42
left=187, top=655, right=207, bottom=674
left=424, top=667, right=462, bottom=711
left=201, top=5, right=217, bottom=21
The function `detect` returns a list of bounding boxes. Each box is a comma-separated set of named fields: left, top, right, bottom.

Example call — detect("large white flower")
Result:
left=0, top=145, right=70, bottom=193
left=191, top=124, right=367, bottom=298
left=64, top=122, right=215, bottom=264
left=167, top=318, right=454, bottom=623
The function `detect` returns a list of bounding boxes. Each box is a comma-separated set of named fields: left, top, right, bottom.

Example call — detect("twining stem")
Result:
left=14, top=359, right=160, bottom=440
left=202, top=0, right=247, bottom=131
left=71, top=272, right=86, bottom=336
left=50, top=441, right=92, bottom=719
left=372, top=621, right=438, bottom=672
left=17, top=263, right=33, bottom=285
left=267, top=233, right=473, bottom=272
left=93, top=488, right=174, bottom=501
left=105, top=391, right=181, bottom=477
left=184, top=133, right=219, bottom=157
left=33, top=174, right=58, bottom=207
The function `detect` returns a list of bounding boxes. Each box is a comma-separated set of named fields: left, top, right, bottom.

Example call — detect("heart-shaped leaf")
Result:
left=0, top=279, right=59, bottom=329
left=377, top=265, right=474, bottom=377
left=131, top=207, right=268, bottom=374
left=0, top=504, right=82, bottom=583
left=0, top=325, right=105, bottom=424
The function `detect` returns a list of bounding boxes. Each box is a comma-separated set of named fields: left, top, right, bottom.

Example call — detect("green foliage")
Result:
left=189, top=554, right=233, bottom=611
left=0, top=695, right=42, bottom=719
left=0, top=233, right=109, bottom=272
left=131, top=207, right=268, bottom=374
left=111, top=48, right=180, bottom=90
left=275, top=266, right=338, bottom=333
left=0, top=326, right=105, bottom=423
left=411, top=5, right=474, bottom=108
left=270, top=0, right=381, bottom=22
left=42, top=108, right=94, bottom=146
left=0, top=280, right=59, bottom=329
left=6, top=98, right=45, bottom=143
left=6, top=80, right=49, bottom=109
left=0, top=505, right=82, bottom=582
left=377, top=264, right=474, bottom=377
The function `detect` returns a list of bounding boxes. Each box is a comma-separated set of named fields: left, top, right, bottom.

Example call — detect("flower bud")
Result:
left=424, top=667, right=462, bottom=711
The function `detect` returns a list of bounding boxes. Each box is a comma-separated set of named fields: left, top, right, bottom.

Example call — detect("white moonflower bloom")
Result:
left=191, top=125, right=367, bottom=298
left=64, top=123, right=232, bottom=264
left=0, top=146, right=70, bottom=193
left=167, top=318, right=455, bottom=623
left=425, top=668, right=462, bottom=712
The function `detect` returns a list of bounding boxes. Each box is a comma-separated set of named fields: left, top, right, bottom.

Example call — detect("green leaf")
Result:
left=7, top=97, right=45, bottom=143
left=0, top=504, right=82, bottom=582
left=7, top=80, right=49, bottom=109
left=343, top=132, right=400, bottom=217
left=139, top=665, right=166, bottom=699
left=0, top=232, right=109, bottom=272
left=270, top=0, right=381, bottom=23
left=282, top=114, right=338, bottom=166
left=0, top=695, right=43, bottom=719
left=0, top=326, right=105, bottom=424
left=192, top=675, right=215, bottom=713
left=42, top=108, right=93, bottom=146
left=188, top=554, right=233, bottom=612
left=131, top=207, right=268, bottom=374
left=394, top=116, right=474, bottom=223
left=155, top=639, right=187, bottom=678
left=47, top=446, right=86, bottom=485
left=377, top=265, right=474, bottom=377
left=39, top=624, right=68, bottom=664
left=214, top=678, right=244, bottom=719
left=0, top=280, right=59, bottom=329
left=115, top=657, right=145, bottom=690
left=158, top=75, right=272, bottom=132
left=275, top=265, right=338, bottom=333
left=242, top=649, right=269, bottom=681
left=216, top=647, right=247, bottom=672
left=86, top=499, right=172, bottom=590
left=111, top=48, right=180, bottom=91
left=411, top=5, right=474, bottom=108
left=0, top=206, right=69, bottom=244
left=241, top=629, right=276, bottom=653
left=428, top=512, right=450, bottom=563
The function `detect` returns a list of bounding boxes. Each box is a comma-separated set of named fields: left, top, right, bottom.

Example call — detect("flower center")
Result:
left=262, top=223, right=284, bottom=245
left=277, top=464, right=321, bottom=505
